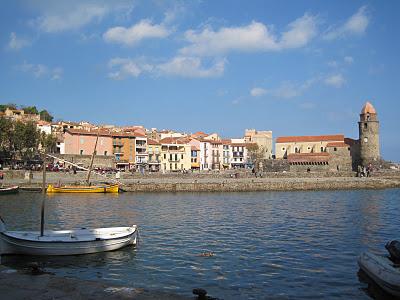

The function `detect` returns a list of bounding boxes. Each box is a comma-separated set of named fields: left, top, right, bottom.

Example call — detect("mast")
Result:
left=40, top=152, right=46, bottom=236
left=86, top=129, right=100, bottom=185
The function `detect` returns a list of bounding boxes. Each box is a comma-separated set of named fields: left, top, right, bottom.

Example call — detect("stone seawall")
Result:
left=122, top=178, right=400, bottom=192
left=2, top=170, right=400, bottom=192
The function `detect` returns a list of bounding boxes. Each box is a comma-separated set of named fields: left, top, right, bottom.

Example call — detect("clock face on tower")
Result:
left=364, top=137, right=368, bottom=143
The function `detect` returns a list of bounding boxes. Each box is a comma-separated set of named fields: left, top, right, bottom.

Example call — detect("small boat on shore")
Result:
left=0, top=186, right=19, bottom=195
left=0, top=217, right=137, bottom=256
left=47, top=183, right=119, bottom=193
left=358, top=251, right=400, bottom=297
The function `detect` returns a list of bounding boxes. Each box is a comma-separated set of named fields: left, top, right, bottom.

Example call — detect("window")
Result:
left=164, top=153, right=166, bottom=159
left=282, top=147, right=285, bottom=151
left=104, top=151, right=107, bottom=155
left=181, top=154, right=184, bottom=159
left=334, top=147, right=337, bottom=151
left=80, top=150, right=83, bottom=155
left=321, top=147, right=324, bottom=152
left=364, top=123, right=368, bottom=129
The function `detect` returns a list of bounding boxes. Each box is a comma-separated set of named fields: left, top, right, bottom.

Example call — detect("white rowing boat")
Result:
left=0, top=218, right=137, bottom=256
left=358, top=251, right=400, bottom=297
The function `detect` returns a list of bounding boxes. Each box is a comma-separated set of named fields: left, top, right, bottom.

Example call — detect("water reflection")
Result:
left=0, top=189, right=399, bottom=299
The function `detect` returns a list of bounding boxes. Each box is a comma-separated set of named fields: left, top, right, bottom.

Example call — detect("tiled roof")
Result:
left=147, top=139, right=161, bottom=145
left=159, top=137, right=188, bottom=144
left=191, top=145, right=200, bottom=151
left=191, top=131, right=208, bottom=138
left=326, top=142, right=349, bottom=148
left=65, top=129, right=112, bottom=137
left=287, top=152, right=330, bottom=162
left=276, top=134, right=344, bottom=143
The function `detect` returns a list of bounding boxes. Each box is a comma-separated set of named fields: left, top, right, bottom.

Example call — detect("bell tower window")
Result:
left=364, top=123, right=368, bottom=129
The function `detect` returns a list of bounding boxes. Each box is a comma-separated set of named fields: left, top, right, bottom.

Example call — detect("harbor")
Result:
left=1, top=190, right=400, bottom=299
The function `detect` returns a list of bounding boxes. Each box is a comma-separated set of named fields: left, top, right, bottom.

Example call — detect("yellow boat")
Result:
left=47, top=184, right=119, bottom=193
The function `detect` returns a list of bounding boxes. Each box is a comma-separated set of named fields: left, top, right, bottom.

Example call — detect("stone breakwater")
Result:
left=121, top=177, right=400, bottom=192
left=2, top=170, right=400, bottom=192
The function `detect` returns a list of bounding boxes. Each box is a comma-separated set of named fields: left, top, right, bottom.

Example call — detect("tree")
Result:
left=0, top=117, right=13, bottom=161
left=0, top=103, right=18, bottom=112
left=40, top=132, right=58, bottom=153
left=13, top=121, right=40, bottom=161
left=247, top=143, right=266, bottom=171
left=40, top=109, right=54, bottom=122
left=23, top=106, right=39, bottom=115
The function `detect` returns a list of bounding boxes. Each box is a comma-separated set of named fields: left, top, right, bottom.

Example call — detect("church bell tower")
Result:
left=358, top=101, right=380, bottom=165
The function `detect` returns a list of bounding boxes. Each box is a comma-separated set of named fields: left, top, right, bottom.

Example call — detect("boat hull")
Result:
left=0, top=186, right=19, bottom=195
left=47, top=184, right=119, bottom=193
left=0, top=226, right=137, bottom=256
left=358, top=251, right=400, bottom=297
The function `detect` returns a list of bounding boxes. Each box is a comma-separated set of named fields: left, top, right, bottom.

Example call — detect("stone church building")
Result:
left=274, top=102, right=380, bottom=172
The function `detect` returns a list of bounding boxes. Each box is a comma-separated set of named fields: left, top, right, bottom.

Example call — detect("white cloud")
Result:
left=344, top=56, right=354, bottom=64
left=324, top=74, right=345, bottom=88
left=108, top=58, right=146, bottom=80
left=103, top=20, right=170, bottom=46
left=107, top=56, right=226, bottom=79
left=16, top=61, right=63, bottom=80
left=7, top=32, right=31, bottom=50
left=323, top=6, right=369, bottom=40
left=250, top=87, right=267, bottom=97
left=157, top=56, right=225, bottom=78
left=179, top=14, right=318, bottom=56
left=31, top=1, right=133, bottom=33
left=279, top=14, right=318, bottom=48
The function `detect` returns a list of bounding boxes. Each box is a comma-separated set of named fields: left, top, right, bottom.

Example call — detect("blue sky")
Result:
left=1, top=0, right=399, bottom=161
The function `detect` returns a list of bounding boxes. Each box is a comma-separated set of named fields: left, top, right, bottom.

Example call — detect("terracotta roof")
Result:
left=65, top=129, right=112, bottom=137
left=37, top=120, right=51, bottom=126
left=147, top=139, right=161, bottom=145
left=191, top=131, right=208, bottom=138
left=159, top=137, right=188, bottom=145
left=361, top=101, right=376, bottom=114
left=191, top=145, right=200, bottom=151
left=326, top=142, right=349, bottom=148
left=221, top=139, right=231, bottom=145
left=276, top=134, right=344, bottom=143
left=287, top=152, right=330, bottom=163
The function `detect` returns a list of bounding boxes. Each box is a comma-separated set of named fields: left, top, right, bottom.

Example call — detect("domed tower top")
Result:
left=360, top=101, right=378, bottom=122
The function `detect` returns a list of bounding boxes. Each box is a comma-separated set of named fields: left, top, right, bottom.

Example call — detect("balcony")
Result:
left=136, top=144, right=147, bottom=149
left=113, top=141, right=123, bottom=146
left=148, top=160, right=161, bottom=164
left=136, top=152, right=148, bottom=156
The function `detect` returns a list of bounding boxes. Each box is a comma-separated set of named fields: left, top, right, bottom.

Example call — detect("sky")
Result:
left=1, top=0, right=399, bottom=161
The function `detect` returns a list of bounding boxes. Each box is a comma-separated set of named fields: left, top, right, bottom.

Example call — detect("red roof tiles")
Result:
left=276, top=134, right=344, bottom=143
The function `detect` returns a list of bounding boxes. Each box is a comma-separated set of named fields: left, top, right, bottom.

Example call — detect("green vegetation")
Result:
left=0, top=117, right=56, bottom=165
left=0, top=103, right=54, bottom=122
left=39, top=109, right=53, bottom=122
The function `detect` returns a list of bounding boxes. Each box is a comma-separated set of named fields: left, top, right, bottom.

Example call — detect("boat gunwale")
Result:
left=0, top=227, right=137, bottom=243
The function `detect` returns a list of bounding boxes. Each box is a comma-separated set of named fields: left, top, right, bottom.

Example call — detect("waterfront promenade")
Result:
left=2, top=169, right=400, bottom=192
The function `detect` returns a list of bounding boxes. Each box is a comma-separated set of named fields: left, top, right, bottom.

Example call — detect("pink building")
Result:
left=64, top=129, right=113, bottom=156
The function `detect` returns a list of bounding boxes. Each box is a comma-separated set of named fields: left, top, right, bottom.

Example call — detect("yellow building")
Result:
left=159, top=137, right=191, bottom=171
left=147, top=139, right=161, bottom=172
left=275, top=134, right=345, bottom=159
